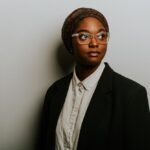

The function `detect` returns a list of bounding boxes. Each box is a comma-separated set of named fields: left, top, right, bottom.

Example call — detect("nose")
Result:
left=89, top=36, right=99, bottom=48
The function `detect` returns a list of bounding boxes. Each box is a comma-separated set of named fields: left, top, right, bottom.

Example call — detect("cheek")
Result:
left=73, top=45, right=88, bottom=57
left=99, top=45, right=107, bottom=53
left=72, top=40, right=86, bottom=53
left=99, top=43, right=107, bottom=49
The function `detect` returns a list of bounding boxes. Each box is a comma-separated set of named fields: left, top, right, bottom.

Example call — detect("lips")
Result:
left=87, top=51, right=100, bottom=57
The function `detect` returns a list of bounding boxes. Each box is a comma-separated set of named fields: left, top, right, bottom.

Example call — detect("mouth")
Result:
left=87, top=51, right=100, bottom=57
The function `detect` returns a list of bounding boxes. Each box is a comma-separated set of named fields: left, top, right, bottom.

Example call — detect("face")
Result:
left=72, top=17, right=108, bottom=68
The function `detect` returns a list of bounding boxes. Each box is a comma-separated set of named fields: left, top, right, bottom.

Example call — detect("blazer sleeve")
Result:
left=126, top=86, right=150, bottom=150
left=36, top=83, right=57, bottom=150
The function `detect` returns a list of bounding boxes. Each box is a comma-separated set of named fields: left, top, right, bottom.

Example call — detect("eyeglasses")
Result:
left=72, top=31, right=109, bottom=45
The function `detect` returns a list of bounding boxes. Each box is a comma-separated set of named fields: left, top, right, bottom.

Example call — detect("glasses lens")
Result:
left=96, top=31, right=109, bottom=44
left=77, top=33, right=90, bottom=44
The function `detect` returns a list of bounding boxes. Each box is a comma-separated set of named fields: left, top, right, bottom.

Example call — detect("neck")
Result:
left=75, top=63, right=101, bottom=81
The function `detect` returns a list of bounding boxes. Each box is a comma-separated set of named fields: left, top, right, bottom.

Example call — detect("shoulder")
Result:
left=107, top=64, right=147, bottom=97
left=45, top=73, right=73, bottom=96
left=105, top=63, right=149, bottom=110
left=104, top=63, right=146, bottom=93
left=113, top=71, right=145, bottom=90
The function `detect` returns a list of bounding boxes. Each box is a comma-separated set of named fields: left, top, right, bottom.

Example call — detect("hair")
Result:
left=61, top=7, right=109, bottom=54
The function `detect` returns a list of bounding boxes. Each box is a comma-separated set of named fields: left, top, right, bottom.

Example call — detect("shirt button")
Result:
left=78, top=83, right=83, bottom=92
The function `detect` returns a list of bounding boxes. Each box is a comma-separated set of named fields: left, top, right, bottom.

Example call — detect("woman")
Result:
left=38, top=7, right=150, bottom=150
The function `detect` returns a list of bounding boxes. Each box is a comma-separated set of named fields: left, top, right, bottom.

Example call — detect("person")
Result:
left=38, top=7, right=150, bottom=150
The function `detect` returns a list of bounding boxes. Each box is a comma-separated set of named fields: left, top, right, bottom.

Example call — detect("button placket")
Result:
left=66, top=82, right=85, bottom=149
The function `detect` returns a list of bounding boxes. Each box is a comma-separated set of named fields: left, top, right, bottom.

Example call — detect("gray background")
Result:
left=0, top=0, right=150, bottom=150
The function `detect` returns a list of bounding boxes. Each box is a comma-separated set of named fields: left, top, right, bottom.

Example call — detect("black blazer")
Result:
left=38, top=63, right=150, bottom=150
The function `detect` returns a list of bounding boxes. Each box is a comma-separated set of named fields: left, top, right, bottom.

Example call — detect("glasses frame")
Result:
left=72, top=32, right=110, bottom=45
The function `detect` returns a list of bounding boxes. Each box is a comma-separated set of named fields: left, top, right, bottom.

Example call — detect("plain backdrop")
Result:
left=0, top=0, right=150, bottom=150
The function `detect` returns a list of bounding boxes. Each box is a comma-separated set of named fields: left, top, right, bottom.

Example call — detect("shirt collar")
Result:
left=72, top=62, right=105, bottom=90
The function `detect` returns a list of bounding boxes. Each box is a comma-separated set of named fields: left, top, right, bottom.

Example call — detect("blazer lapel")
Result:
left=49, top=74, right=73, bottom=132
left=77, top=63, right=114, bottom=149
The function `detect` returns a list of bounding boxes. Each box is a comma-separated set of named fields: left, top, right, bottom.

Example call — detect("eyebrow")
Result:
left=76, top=28, right=106, bottom=33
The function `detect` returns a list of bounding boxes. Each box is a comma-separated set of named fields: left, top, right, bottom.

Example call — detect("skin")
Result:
left=72, top=17, right=108, bottom=81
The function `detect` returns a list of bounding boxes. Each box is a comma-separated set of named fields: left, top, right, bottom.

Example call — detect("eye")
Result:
left=97, top=32, right=107, bottom=40
left=79, top=33, right=90, bottom=40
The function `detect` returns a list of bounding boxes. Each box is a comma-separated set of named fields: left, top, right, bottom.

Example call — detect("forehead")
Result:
left=74, top=17, right=105, bottom=33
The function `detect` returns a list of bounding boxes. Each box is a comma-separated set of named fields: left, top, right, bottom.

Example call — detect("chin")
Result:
left=76, top=57, right=103, bottom=68
left=84, top=60, right=101, bottom=68
left=88, top=58, right=102, bottom=65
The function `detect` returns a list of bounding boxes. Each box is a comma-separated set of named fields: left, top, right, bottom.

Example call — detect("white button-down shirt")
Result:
left=55, top=63, right=105, bottom=150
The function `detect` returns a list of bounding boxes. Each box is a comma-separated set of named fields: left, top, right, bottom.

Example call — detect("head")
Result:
left=61, top=7, right=109, bottom=68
